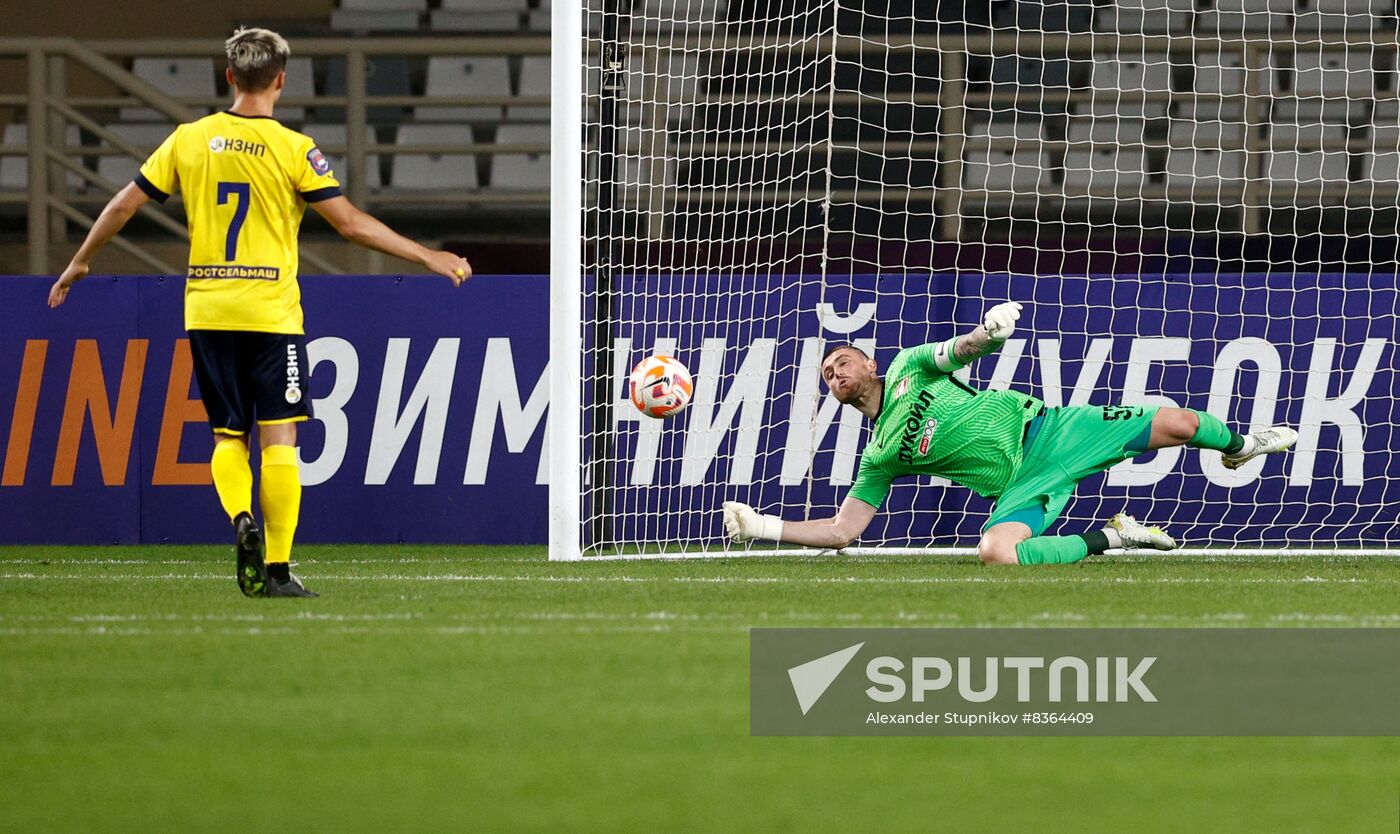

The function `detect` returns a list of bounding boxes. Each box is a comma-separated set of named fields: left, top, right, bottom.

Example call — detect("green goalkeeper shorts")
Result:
left=983, top=404, right=1160, bottom=536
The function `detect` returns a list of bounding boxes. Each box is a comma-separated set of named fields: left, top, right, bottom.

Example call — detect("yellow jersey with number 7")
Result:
left=135, top=110, right=342, bottom=335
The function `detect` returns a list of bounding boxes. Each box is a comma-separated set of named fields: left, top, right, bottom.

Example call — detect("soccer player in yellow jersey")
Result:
left=48, top=28, right=471, bottom=598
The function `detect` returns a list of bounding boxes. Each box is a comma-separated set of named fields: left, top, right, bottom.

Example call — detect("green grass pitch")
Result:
left=3, top=545, right=1399, bottom=832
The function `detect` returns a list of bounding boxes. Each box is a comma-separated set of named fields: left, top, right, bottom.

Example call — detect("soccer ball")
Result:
left=629, top=355, right=693, bottom=419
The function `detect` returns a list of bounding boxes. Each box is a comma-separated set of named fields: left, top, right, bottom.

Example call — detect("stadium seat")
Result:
left=331, top=0, right=425, bottom=31
left=1095, top=10, right=1190, bottom=34
left=319, top=56, right=412, bottom=124
left=432, top=0, right=526, bottom=31
left=1371, top=100, right=1400, bottom=148
left=390, top=124, right=479, bottom=189
left=983, top=56, right=1070, bottom=117
left=962, top=149, right=1049, bottom=192
left=1266, top=150, right=1349, bottom=183
left=1365, top=150, right=1400, bottom=181
left=1012, top=0, right=1093, bottom=32
left=1271, top=100, right=1359, bottom=149
left=1198, top=0, right=1292, bottom=32
left=529, top=0, right=551, bottom=32
left=490, top=124, right=550, bottom=189
left=0, top=124, right=83, bottom=191
left=277, top=57, right=316, bottom=124
left=1194, top=52, right=1247, bottom=97
left=1177, top=102, right=1246, bottom=124
left=1085, top=53, right=1170, bottom=117
left=641, top=0, right=729, bottom=23
left=967, top=117, right=1045, bottom=142
left=122, top=58, right=216, bottom=121
left=417, top=57, right=512, bottom=123
left=96, top=123, right=173, bottom=189
left=439, top=0, right=527, bottom=10
left=1279, top=99, right=1364, bottom=122
left=990, top=56, right=1071, bottom=90
left=618, top=153, right=677, bottom=211
left=1168, top=116, right=1246, bottom=150
left=1269, top=120, right=1348, bottom=149
left=1076, top=100, right=1169, bottom=119
left=620, top=124, right=665, bottom=158
left=511, top=56, right=551, bottom=121
left=340, top=0, right=426, bottom=7
left=301, top=123, right=383, bottom=189
left=1090, top=54, right=1172, bottom=95
left=1094, top=0, right=1192, bottom=34
left=1067, top=117, right=1149, bottom=146
left=1296, top=0, right=1393, bottom=30
left=331, top=10, right=421, bottom=29
left=1165, top=147, right=1247, bottom=193
left=1117, top=0, right=1196, bottom=14
left=1289, top=50, right=1375, bottom=98
left=645, top=50, right=704, bottom=126
left=1062, top=148, right=1149, bottom=195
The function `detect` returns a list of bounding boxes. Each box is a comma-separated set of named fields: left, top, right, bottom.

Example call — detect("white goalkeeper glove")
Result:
left=722, top=501, right=785, bottom=543
left=982, top=301, right=1023, bottom=341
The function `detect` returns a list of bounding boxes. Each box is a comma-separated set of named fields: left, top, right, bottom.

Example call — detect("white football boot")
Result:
left=1221, top=426, right=1299, bottom=471
left=1107, top=513, right=1178, bottom=552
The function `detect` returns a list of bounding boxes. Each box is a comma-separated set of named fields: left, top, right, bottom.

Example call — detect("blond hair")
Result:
left=224, top=27, right=290, bottom=92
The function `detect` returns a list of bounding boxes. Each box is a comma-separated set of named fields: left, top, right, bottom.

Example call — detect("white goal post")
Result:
left=551, top=0, right=1400, bottom=561
left=549, top=0, right=585, bottom=562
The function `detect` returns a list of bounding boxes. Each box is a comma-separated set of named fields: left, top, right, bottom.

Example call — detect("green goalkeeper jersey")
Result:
left=847, top=343, right=1044, bottom=508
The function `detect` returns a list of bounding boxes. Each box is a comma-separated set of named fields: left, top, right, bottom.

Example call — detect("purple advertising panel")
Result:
left=1, top=272, right=1396, bottom=547
left=595, top=272, right=1398, bottom=549
left=0, top=275, right=548, bottom=544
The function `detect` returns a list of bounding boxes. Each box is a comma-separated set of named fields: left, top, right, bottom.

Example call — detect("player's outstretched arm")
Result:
left=48, top=182, right=150, bottom=308
left=723, top=497, right=876, bottom=549
left=311, top=196, right=472, bottom=286
left=951, top=301, right=1023, bottom=365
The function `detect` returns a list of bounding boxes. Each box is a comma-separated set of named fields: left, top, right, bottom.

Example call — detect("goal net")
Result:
left=550, top=0, right=1400, bottom=560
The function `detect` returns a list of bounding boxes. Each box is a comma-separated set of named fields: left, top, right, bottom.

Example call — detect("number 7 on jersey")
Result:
left=216, top=181, right=251, bottom=261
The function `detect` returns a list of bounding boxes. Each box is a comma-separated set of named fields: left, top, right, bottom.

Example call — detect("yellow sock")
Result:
left=211, top=437, right=253, bottom=522
left=259, top=444, right=302, bottom=565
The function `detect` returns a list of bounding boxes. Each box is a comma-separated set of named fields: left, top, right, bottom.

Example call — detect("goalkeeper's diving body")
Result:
left=723, top=302, right=1299, bottom=565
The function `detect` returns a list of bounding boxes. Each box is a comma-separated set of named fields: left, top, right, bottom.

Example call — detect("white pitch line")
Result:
left=0, top=556, right=555, bottom=566
left=0, top=572, right=1397, bottom=585
left=37, top=612, right=424, bottom=624
left=9, top=612, right=1400, bottom=638
left=10, top=608, right=1400, bottom=625
left=580, top=547, right=1400, bottom=560
left=5, top=552, right=1399, bottom=567
left=0, top=623, right=752, bottom=638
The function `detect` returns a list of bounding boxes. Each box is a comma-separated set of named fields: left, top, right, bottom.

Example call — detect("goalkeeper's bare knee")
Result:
left=1149, top=407, right=1199, bottom=449
left=978, top=523, right=1030, bottom=565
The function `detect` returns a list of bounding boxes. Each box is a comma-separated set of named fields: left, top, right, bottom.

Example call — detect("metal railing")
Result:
left=0, top=36, right=550, bottom=274
left=9, top=30, right=1399, bottom=268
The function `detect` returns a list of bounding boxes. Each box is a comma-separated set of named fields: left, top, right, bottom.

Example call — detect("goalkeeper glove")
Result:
left=722, top=501, right=785, bottom=543
left=982, top=301, right=1023, bottom=341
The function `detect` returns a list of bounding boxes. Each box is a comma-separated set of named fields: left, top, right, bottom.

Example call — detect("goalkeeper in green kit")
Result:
left=722, top=301, right=1299, bottom=565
